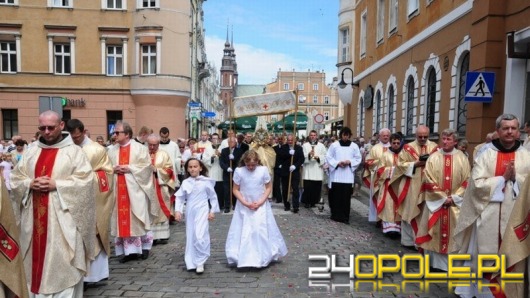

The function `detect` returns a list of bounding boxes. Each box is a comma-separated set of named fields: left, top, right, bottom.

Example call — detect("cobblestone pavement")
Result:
left=85, top=187, right=457, bottom=297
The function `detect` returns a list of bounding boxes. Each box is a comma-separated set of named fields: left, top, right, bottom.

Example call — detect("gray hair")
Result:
left=146, top=133, right=160, bottom=143
left=116, top=121, right=133, bottom=138
left=495, top=114, right=519, bottom=129
left=441, top=128, right=458, bottom=140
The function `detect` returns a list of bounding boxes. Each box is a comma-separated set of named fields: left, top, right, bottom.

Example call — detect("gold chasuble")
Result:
left=415, top=149, right=470, bottom=254
left=397, top=140, right=438, bottom=231
left=0, top=175, right=28, bottom=298
left=151, top=150, right=175, bottom=222
left=496, top=175, right=530, bottom=298
left=10, top=133, right=95, bottom=295
left=82, top=140, right=115, bottom=256
left=363, top=143, right=389, bottom=198
left=374, top=150, right=408, bottom=224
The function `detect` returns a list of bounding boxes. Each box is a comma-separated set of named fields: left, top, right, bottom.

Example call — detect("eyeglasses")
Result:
left=113, top=131, right=125, bottom=135
left=179, top=146, right=185, bottom=149
left=38, top=125, right=57, bottom=132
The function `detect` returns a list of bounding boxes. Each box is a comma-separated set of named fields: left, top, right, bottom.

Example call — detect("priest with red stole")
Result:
left=10, top=110, right=95, bottom=296
left=66, top=118, right=115, bottom=284
left=146, top=134, right=175, bottom=245
left=415, top=129, right=470, bottom=271
left=108, top=121, right=159, bottom=263
left=453, top=114, right=530, bottom=298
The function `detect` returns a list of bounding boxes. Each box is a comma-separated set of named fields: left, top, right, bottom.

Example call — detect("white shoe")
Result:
left=196, top=265, right=204, bottom=274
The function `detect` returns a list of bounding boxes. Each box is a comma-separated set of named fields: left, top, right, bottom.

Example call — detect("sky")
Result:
left=203, top=0, right=339, bottom=85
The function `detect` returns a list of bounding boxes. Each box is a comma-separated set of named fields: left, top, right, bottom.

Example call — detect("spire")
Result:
left=231, top=25, right=234, bottom=48
left=225, top=20, right=230, bottom=47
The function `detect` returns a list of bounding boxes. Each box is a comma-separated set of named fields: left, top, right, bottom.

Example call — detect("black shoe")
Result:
left=224, top=208, right=230, bottom=213
left=158, top=239, right=169, bottom=245
left=141, top=250, right=149, bottom=260
left=276, top=200, right=282, bottom=203
left=119, top=254, right=138, bottom=263
left=304, top=203, right=310, bottom=208
left=293, top=208, right=299, bottom=214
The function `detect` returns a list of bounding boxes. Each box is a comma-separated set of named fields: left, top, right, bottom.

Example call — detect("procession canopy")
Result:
left=232, top=90, right=297, bottom=118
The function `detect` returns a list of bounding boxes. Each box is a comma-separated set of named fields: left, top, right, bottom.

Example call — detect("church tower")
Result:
left=220, top=26, right=238, bottom=119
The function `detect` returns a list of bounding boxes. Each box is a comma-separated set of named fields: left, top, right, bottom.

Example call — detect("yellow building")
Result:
left=265, top=69, right=343, bottom=136
left=0, top=0, right=209, bottom=141
left=338, top=0, right=530, bottom=147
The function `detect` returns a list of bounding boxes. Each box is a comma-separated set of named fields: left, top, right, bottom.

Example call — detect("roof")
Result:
left=235, top=85, right=266, bottom=97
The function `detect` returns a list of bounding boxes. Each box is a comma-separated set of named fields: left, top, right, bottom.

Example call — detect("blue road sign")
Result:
left=201, top=111, right=216, bottom=118
left=188, top=101, right=201, bottom=107
left=464, top=72, right=495, bottom=103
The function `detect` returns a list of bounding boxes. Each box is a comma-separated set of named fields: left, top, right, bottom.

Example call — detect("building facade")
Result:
left=265, top=69, right=342, bottom=136
left=338, top=0, right=530, bottom=146
left=0, top=0, right=212, bottom=142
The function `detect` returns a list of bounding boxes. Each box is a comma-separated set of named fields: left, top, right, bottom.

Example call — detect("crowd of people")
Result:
left=1, top=111, right=530, bottom=297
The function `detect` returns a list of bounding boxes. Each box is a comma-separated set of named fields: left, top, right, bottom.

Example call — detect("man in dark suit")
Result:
left=220, top=136, right=246, bottom=213
left=236, top=133, right=250, bottom=152
left=273, top=135, right=285, bottom=203
left=277, top=134, right=304, bottom=213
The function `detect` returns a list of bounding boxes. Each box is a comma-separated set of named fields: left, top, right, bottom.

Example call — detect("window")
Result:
left=297, top=83, right=304, bottom=90
left=375, top=91, right=382, bottom=132
left=138, top=0, right=158, bottom=8
left=62, top=110, right=71, bottom=122
left=389, top=0, right=398, bottom=33
left=406, top=76, right=415, bottom=136
left=324, top=96, right=329, bottom=104
left=0, top=42, right=16, bottom=73
left=324, top=112, right=329, bottom=121
left=141, top=44, right=156, bottom=75
left=2, top=109, right=18, bottom=140
left=359, top=98, right=365, bottom=135
left=106, top=110, right=123, bottom=139
left=54, top=44, right=71, bottom=74
left=107, top=45, right=123, bottom=76
left=50, top=0, right=72, bottom=7
left=0, top=0, right=16, bottom=5
left=456, top=52, right=469, bottom=134
left=283, top=83, right=289, bottom=90
left=313, top=83, right=319, bottom=91
left=105, top=0, right=124, bottom=9
left=313, top=95, right=318, bottom=103
left=377, top=0, right=385, bottom=43
left=426, top=68, right=436, bottom=132
left=407, top=0, right=419, bottom=17
left=340, top=28, right=350, bottom=62
left=388, top=85, right=395, bottom=128
left=360, top=10, right=367, bottom=56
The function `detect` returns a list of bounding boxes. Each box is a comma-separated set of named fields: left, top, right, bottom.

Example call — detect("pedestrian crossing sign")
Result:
left=464, top=72, right=495, bottom=103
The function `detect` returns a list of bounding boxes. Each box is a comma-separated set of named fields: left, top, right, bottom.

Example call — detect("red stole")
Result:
left=151, top=153, right=172, bottom=219
left=31, top=148, right=59, bottom=294
left=117, top=145, right=131, bottom=237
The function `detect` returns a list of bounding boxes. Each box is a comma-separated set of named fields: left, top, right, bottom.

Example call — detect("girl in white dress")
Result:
left=175, top=158, right=220, bottom=274
left=226, top=150, right=288, bottom=268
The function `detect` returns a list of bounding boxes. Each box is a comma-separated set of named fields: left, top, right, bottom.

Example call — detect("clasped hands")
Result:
left=503, top=160, right=516, bottom=182
left=242, top=199, right=265, bottom=210
left=31, top=176, right=56, bottom=193
left=337, top=160, right=351, bottom=168
left=113, top=165, right=131, bottom=174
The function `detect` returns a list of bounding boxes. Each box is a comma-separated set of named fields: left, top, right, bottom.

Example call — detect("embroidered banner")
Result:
left=232, top=90, right=297, bottom=117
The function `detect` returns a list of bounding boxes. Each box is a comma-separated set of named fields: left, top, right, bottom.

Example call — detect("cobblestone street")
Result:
left=85, top=188, right=456, bottom=297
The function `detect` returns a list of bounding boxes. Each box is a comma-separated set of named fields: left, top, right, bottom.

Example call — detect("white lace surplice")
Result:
left=226, top=166, right=288, bottom=268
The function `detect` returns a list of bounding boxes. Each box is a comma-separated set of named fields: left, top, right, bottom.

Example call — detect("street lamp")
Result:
left=337, top=67, right=359, bottom=105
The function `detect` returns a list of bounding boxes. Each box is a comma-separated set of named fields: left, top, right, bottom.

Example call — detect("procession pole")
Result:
left=287, top=89, right=299, bottom=205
